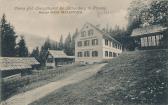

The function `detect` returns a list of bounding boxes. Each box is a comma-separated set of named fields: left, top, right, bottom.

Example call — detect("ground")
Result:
left=30, top=49, right=168, bottom=105
left=0, top=63, right=106, bottom=105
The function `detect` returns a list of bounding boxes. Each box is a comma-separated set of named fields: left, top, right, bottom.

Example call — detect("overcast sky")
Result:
left=0, top=0, right=131, bottom=41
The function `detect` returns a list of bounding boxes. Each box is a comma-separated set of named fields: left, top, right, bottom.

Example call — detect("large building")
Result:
left=131, top=25, right=168, bottom=50
left=75, top=23, right=122, bottom=64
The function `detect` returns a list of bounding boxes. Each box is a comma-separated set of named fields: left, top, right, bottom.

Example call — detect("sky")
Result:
left=0, top=0, right=131, bottom=41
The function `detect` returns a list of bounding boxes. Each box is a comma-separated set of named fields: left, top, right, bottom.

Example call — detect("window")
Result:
left=77, top=41, right=82, bottom=47
left=105, top=39, right=108, bottom=46
left=84, top=51, right=90, bottom=57
left=88, top=29, right=94, bottom=36
left=141, top=37, right=145, bottom=47
left=114, top=43, right=117, bottom=48
left=105, top=51, right=108, bottom=57
left=92, top=39, right=98, bottom=45
left=112, top=42, right=115, bottom=47
left=117, top=44, right=120, bottom=49
left=81, top=31, right=86, bottom=37
left=78, top=52, right=83, bottom=57
left=109, top=52, right=112, bottom=57
left=109, top=41, right=112, bottom=47
left=84, top=40, right=90, bottom=46
left=92, top=51, right=98, bottom=57
left=113, top=52, right=117, bottom=57
left=144, top=37, right=148, bottom=46
left=47, top=58, right=53, bottom=63
left=118, top=45, right=121, bottom=49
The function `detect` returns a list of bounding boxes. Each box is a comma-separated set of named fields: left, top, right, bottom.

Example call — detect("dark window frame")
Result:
left=92, top=51, right=98, bottom=57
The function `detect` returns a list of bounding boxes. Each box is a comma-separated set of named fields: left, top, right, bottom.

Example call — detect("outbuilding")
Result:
left=0, top=57, right=40, bottom=77
left=46, top=50, right=75, bottom=68
left=131, top=25, right=168, bottom=50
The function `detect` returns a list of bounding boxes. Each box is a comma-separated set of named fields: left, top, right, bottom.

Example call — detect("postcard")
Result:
left=0, top=0, right=168, bottom=105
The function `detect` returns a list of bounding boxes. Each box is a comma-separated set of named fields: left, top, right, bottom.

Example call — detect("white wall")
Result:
left=75, top=23, right=122, bottom=64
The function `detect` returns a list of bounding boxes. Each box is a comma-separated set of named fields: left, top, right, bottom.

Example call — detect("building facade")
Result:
left=75, top=23, right=122, bottom=64
left=131, top=25, right=168, bottom=50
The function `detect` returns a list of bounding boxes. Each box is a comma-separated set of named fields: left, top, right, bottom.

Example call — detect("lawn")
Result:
left=30, top=49, right=168, bottom=105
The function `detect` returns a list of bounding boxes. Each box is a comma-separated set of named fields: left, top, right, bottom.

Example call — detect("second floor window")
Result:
left=84, top=40, right=90, bottom=46
left=78, top=52, right=83, bottom=57
left=84, top=51, right=90, bottom=57
left=92, top=39, right=98, bottom=45
left=77, top=41, right=82, bottom=47
left=92, top=51, right=98, bottom=57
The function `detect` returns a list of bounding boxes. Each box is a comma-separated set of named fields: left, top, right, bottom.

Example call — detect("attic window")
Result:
left=88, top=29, right=94, bottom=36
left=105, top=39, right=108, bottom=46
left=81, top=31, right=86, bottom=37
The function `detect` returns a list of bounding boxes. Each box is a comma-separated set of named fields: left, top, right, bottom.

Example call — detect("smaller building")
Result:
left=131, top=25, right=168, bottom=50
left=0, top=57, right=40, bottom=77
left=46, top=50, right=75, bottom=68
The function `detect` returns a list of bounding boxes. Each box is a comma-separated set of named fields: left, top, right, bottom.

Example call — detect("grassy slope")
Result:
left=30, top=49, right=168, bottom=105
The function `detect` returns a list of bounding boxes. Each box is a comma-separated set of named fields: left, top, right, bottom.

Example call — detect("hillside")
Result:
left=31, top=49, right=168, bottom=105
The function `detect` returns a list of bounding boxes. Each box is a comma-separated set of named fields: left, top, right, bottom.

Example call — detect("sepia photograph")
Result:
left=0, top=0, right=168, bottom=105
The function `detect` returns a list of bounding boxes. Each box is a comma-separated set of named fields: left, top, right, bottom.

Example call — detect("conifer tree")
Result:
left=0, top=14, right=17, bottom=57
left=58, top=35, right=64, bottom=50
left=16, top=36, right=28, bottom=57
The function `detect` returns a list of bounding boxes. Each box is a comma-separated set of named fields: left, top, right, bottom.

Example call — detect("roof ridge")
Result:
left=86, top=23, right=121, bottom=44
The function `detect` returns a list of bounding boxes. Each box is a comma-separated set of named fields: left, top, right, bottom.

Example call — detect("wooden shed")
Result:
left=46, top=50, right=75, bottom=68
left=0, top=57, right=40, bottom=77
left=131, top=25, right=168, bottom=50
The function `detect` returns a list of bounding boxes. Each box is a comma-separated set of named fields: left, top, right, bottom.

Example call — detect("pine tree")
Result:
left=39, top=46, right=48, bottom=67
left=71, top=28, right=78, bottom=55
left=1, top=14, right=17, bottom=57
left=31, top=47, right=40, bottom=61
left=16, top=36, right=29, bottom=57
left=43, top=37, right=51, bottom=51
left=58, top=35, right=64, bottom=50
left=64, top=33, right=72, bottom=55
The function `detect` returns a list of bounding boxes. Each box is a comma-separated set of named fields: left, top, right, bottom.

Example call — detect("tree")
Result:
left=0, top=14, right=17, bottom=57
left=43, top=37, right=51, bottom=51
left=64, top=32, right=73, bottom=55
left=127, top=0, right=149, bottom=33
left=149, top=0, right=168, bottom=26
left=16, top=36, right=28, bottom=57
left=31, top=47, right=40, bottom=61
left=71, top=28, right=78, bottom=55
left=58, top=35, right=64, bottom=50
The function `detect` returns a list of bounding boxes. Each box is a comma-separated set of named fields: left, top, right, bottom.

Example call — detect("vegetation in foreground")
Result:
left=2, top=64, right=93, bottom=100
left=31, top=49, right=168, bottom=105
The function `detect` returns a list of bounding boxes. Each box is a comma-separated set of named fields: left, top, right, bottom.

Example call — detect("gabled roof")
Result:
left=131, top=25, right=167, bottom=37
left=0, top=57, right=40, bottom=71
left=48, top=50, right=75, bottom=58
left=80, top=23, right=122, bottom=45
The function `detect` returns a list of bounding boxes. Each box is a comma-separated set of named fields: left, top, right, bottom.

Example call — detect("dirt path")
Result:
left=1, top=63, right=106, bottom=105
